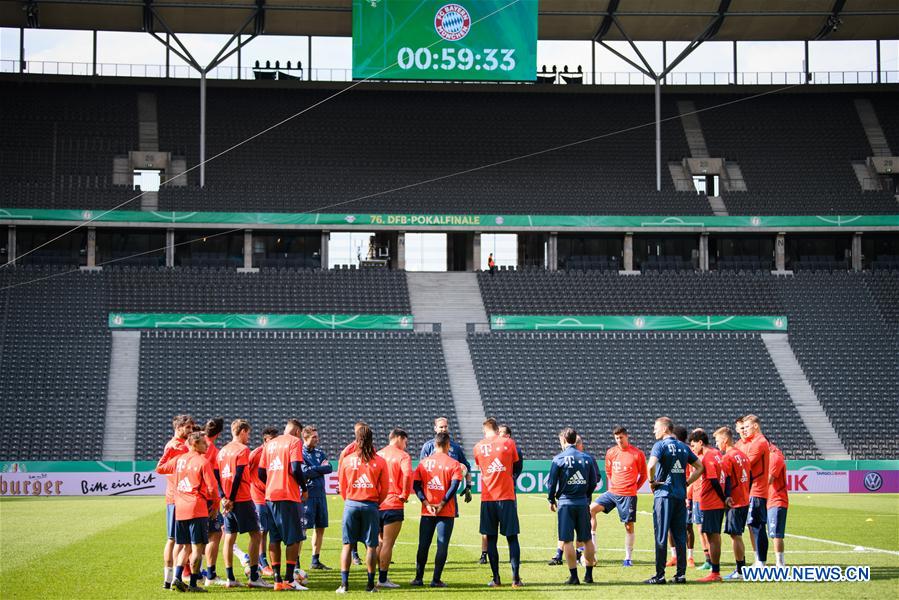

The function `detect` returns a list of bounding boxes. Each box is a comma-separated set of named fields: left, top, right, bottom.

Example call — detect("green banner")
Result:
left=352, top=0, right=538, bottom=81
left=108, top=313, right=413, bottom=330
left=491, top=315, right=788, bottom=332
left=2, top=208, right=897, bottom=229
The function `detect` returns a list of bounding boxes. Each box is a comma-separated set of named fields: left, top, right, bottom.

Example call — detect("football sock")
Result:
left=189, top=573, right=199, bottom=588
left=174, top=566, right=184, bottom=582
left=712, top=563, right=720, bottom=573
left=585, top=566, right=594, bottom=580
left=285, top=562, right=295, bottom=583
left=625, top=532, right=635, bottom=560
left=250, top=565, right=259, bottom=581
left=272, top=563, right=282, bottom=583
left=486, top=535, right=500, bottom=581
left=569, top=568, right=578, bottom=579
left=736, top=559, right=746, bottom=573
left=508, top=536, right=521, bottom=581
left=340, top=571, right=350, bottom=588
left=379, top=569, right=388, bottom=584
left=226, top=567, right=235, bottom=581
left=164, top=567, right=173, bottom=583
left=553, top=548, right=563, bottom=560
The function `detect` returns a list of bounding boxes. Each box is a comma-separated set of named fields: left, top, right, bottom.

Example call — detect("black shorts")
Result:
left=224, top=501, right=261, bottom=534
left=479, top=499, right=520, bottom=537
left=176, top=517, right=209, bottom=545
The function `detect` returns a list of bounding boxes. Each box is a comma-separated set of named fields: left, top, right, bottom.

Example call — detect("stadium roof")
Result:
left=2, top=0, right=898, bottom=42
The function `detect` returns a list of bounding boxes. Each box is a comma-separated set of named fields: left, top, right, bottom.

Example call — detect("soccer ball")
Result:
left=294, top=568, right=309, bottom=585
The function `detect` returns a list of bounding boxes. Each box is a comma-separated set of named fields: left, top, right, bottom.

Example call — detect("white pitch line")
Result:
left=320, top=537, right=888, bottom=555
left=785, top=533, right=899, bottom=556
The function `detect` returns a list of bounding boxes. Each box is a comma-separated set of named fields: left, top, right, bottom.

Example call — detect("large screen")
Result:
left=352, top=0, right=538, bottom=81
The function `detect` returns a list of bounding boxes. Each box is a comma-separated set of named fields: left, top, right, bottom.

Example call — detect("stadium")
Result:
left=0, top=0, right=897, bottom=597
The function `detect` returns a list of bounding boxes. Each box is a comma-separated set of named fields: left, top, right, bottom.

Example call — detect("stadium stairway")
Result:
left=677, top=100, right=730, bottom=215
left=102, top=330, right=141, bottom=461
left=761, top=333, right=851, bottom=460
left=407, top=273, right=487, bottom=451
left=854, top=98, right=892, bottom=157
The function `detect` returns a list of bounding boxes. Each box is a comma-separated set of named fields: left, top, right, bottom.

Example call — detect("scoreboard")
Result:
left=352, top=0, right=538, bottom=81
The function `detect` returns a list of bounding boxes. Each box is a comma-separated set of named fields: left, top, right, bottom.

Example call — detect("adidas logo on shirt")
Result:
left=486, top=458, right=506, bottom=474
left=567, top=471, right=587, bottom=485
left=269, top=457, right=284, bottom=472
left=353, top=474, right=374, bottom=489
left=221, top=463, right=232, bottom=479
left=177, top=477, right=192, bottom=493
left=427, top=476, right=445, bottom=491
left=672, top=459, right=684, bottom=473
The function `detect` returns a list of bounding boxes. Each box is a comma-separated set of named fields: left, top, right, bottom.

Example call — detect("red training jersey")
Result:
left=219, top=440, right=252, bottom=503
left=157, top=449, right=219, bottom=520
left=377, top=444, right=413, bottom=510
left=722, top=446, right=751, bottom=508
left=768, top=446, right=789, bottom=508
left=413, top=452, right=463, bottom=518
left=697, top=447, right=726, bottom=511
left=249, top=443, right=267, bottom=505
left=338, top=451, right=390, bottom=504
left=473, top=436, right=519, bottom=502
left=160, top=436, right=189, bottom=505
left=205, top=436, right=220, bottom=470
left=743, top=433, right=770, bottom=498
left=605, top=444, right=648, bottom=496
left=686, top=463, right=696, bottom=502
left=260, top=434, right=304, bottom=502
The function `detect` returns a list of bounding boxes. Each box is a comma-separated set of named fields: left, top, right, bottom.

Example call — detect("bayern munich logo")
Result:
left=435, top=4, right=471, bottom=41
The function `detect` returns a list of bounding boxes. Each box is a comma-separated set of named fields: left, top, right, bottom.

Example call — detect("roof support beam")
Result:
left=814, top=0, right=846, bottom=41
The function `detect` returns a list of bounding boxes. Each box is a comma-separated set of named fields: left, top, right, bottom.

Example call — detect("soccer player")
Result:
left=666, top=425, right=698, bottom=568
left=156, top=431, right=220, bottom=592
left=481, top=424, right=516, bottom=563
left=474, top=417, right=523, bottom=588
left=200, top=417, right=226, bottom=585
left=160, top=414, right=194, bottom=589
left=376, top=428, right=413, bottom=588
left=250, top=426, right=278, bottom=577
left=420, top=417, right=472, bottom=502
left=741, top=414, right=770, bottom=566
left=336, top=424, right=390, bottom=593
left=258, top=419, right=309, bottom=591
left=549, top=435, right=599, bottom=566
left=301, top=425, right=333, bottom=571
left=339, top=421, right=368, bottom=566
left=218, top=419, right=268, bottom=588
left=714, top=426, right=751, bottom=579
left=767, top=442, right=789, bottom=567
left=410, top=432, right=464, bottom=588
left=645, top=417, right=704, bottom=585
left=548, top=427, right=598, bottom=585
left=688, top=429, right=730, bottom=582
left=590, top=427, right=647, bottom=567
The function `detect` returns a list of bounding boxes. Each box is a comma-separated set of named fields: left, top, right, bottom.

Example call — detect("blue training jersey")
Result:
left=649, top=436, right=697, bottom=500
left=583, top=451, right=600, bottom=491
left=420, top=438, right=471, bottom=472
left=301, top=445, right=332, bottom=498
left=547, top=446, right=598, bottom=506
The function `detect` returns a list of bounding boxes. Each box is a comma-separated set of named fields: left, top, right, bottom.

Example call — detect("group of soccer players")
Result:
left=155, top=411, right=788, bottom=592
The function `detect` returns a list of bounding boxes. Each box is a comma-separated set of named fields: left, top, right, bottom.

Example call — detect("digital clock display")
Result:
left=353, top=1, right=537, bottom=81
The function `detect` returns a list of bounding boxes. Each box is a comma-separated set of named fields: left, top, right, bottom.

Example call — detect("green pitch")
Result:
left=2, top=494, right=897, bottom=598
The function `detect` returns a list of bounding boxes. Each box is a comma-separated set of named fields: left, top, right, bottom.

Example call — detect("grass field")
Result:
left=1, top=493, right=897, bottom=599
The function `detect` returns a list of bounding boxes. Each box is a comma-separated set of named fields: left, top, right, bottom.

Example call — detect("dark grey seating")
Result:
left=469, top=331, right=819, bottom=460
left=0, top=265, right=411, bottom=460
left=135, top=331, right=456, bottom=459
